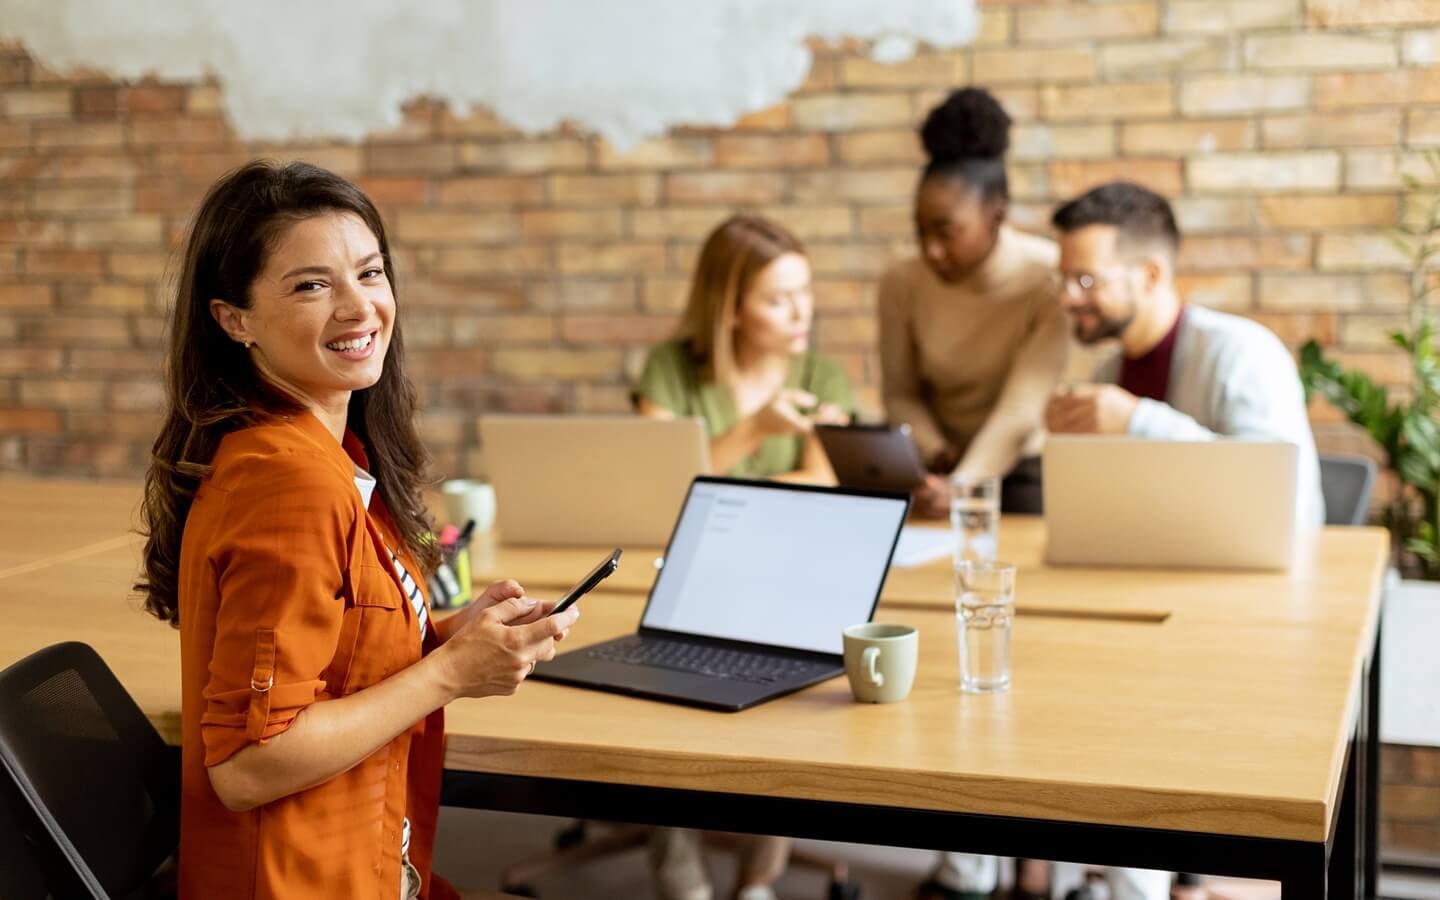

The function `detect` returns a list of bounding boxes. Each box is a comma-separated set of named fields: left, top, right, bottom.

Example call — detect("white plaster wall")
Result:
left=0, top=0, right=978, bottom=149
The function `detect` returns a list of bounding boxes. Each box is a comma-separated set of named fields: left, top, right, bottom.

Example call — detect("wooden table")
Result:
left=0, top=479, right=1388, bottom=898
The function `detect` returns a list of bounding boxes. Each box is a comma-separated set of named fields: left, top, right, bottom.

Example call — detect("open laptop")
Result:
left=533, top=477, right=911, bottom=711
left=816, top=423, right=928, bottom=492
left=1043, top=437, right=1300, bottom=571
left=480, top=415, right=710, bottom=546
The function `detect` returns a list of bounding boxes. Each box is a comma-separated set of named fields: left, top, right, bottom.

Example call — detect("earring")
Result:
left=242, top=340, right=253, bottom=349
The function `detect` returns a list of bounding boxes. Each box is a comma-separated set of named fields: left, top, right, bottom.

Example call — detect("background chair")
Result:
left=1319, top=453, right=1378, bottom=526
left=500, top=822, right=862, bottom=899
left=0, top=641, right=180, bottom=900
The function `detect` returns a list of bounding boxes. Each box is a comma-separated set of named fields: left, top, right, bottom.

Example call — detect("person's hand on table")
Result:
left=754, top=388, right=822, bottom=437
left=1045, top=383, right=1139, bottom=435
left=911, top=473, right=951, bottom=520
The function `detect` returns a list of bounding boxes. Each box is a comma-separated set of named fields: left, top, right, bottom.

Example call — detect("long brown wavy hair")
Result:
left=673, top=214, right=807, bottom=390
left=137, top=160, right=438, bottom=627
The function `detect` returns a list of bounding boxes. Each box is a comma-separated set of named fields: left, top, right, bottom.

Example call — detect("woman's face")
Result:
left=216, top=211, right=394, bottom=410
left=914, top=177, right=1004, bottom=283
left=734, top=252, right=814, bottom=358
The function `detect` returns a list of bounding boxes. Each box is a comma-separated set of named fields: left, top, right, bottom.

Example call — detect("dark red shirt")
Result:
left=1119, top=306, right=1186, bottom=402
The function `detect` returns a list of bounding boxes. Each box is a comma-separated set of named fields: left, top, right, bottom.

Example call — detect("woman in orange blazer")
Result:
left=137, top=160, right=580, bottom=900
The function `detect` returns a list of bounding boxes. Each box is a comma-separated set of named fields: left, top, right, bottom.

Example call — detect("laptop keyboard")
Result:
left=586, top=636, right=829, bottom=685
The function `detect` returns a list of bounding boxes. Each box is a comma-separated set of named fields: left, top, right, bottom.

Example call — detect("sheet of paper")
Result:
left=890, top=525, right=953, bottom=568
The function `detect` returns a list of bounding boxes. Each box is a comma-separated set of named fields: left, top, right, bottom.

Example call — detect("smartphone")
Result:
left=548, top=548, right=622, bottom=616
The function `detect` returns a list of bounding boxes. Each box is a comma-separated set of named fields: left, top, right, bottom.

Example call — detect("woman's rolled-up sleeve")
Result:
left=199, top=453, right=355, bottom=766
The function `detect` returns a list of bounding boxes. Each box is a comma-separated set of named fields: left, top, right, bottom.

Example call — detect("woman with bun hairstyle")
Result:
left=878, top=86, right=1068, bottom=519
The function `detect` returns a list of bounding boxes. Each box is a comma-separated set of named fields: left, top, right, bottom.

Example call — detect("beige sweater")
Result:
left=877, top=225, right=1068, bottom=478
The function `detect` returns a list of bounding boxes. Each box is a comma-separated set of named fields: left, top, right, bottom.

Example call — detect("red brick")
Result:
left=126, top=115, right=231, bottom=147
left=1248, top=312, right=1337, bottom=347
left=33, top=122, right=123, bottom=149
left=557, top=242, right=667, bottom=275
left=461, top=138, right=590, bottom=173
left=1308, top=0, right=1440, bottom=26
left=1175, top=274, right=1254, bottom=311
left=835, top=131, right=923, bottom=165
left=1052, top=159, right=1185, bottom=198
left=1018, top=2, right=1158, bottom=41
left=839, top=53, right=964, bottom=88
left=732, top=104, right=790, bottom=131
left=0, top=88, right=70, bottom=118
left=596, top=137, right=713, bottom=171
left=24, top=249, right=105, bottom=278
left=0, top=408, right=63, bottom=433
left=713, top=134, right=830, bottom=169
left=75, top=87, right=118, bottom=118
left=366, top=143, right=457, bottom=175
left=1316, top=69, right=1440, bottom=108
left=436, top=175, right=544, bottom=208
left=533, top=211, right=632, bottom=242
left=559, top=314, right=679, bottom=345
left=665, top=172, right=785, bottom=205
left=549, top=174, right=659, bottom=207
left=0, top=219, right=65, bottom=246
left=121, top=85, right=184, bottom=114
left=1179, top=235, right=1312, bottom=271
left=394, top=210, right=514, bottom=244
left=490, top=349, right=624, bottom=380
left=32, top=185, right=131, bottom=215
left=791, top=93, right=915, bottom=131
left=355, top=176, right=429, bottom=208
left=449, top=314, right=556, bottom=345
left=1257, top=195, right=1399, bottom=229
left=1041, top=82, right=1174, bottom=120
left=528, top=279, right=638, bottom=311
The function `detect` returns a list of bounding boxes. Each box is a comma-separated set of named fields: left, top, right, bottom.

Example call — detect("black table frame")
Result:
left=443, top=623, right=1381, bottom=899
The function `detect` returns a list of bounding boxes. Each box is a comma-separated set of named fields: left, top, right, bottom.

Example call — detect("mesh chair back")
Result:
left=1319, top=454, right=1378, bottom=526
left=0, top=642, right=179, bottom=899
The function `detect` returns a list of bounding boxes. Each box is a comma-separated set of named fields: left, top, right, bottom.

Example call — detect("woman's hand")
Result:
left=436, top=594, right=579, bottom=700
left=753, top=388, right=821, bottom=438
left=911, top=473, right=951, bottom=520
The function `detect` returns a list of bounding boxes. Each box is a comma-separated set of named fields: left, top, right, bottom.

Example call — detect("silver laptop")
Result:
left=1043, top=437, right=1300, bottom=571
left=480, top=415, right=710, bottom=546
left=533, top=477, right=911, bottom=711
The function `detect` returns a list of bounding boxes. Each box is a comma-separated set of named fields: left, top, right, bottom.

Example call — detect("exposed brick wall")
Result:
left=1383, top=743, right=1440, bottom=856
left=0, top=0, right=1434, bottom=478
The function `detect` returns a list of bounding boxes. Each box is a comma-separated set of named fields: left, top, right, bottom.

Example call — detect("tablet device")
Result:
left=815, top=423, right=927, bottom=492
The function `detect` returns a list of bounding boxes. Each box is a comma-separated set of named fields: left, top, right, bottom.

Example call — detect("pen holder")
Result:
left=427, top=536, right=473, bottom=610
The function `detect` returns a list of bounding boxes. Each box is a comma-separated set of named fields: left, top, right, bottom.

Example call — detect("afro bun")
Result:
left=920, top=87, right=1011, bottom=162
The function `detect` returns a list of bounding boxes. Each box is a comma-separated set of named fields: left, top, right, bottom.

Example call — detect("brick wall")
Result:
left=0, top=0, right=1435, bottom=478
left=1384, top=743, right=1440, bottom=856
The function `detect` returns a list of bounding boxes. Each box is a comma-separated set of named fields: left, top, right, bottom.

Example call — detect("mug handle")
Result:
left=862, top=646, right=885, bottom=687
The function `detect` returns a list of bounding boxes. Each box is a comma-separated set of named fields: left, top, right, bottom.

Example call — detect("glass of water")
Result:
left=950, top=473, right=1000, bottom=564
left=955, top=560, right=1015, bottom=694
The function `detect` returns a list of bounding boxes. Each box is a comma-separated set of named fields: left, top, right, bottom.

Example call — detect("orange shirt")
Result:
left=176, top=411, right=453, bottom=900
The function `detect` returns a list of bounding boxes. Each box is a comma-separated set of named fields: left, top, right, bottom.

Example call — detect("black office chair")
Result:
left=1319, top=453, right=1378, bottom=526
left=0, top=641, right=180, bottom=900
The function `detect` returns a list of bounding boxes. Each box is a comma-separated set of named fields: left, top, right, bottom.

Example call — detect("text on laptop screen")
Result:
left=641, top=481, right=908, bottom=655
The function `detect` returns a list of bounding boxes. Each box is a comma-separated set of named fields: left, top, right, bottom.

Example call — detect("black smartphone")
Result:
left=548, top=548, right=622, bottom=616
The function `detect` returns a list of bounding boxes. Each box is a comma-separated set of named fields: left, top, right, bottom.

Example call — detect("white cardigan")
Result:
left=1093, top=304, right=1325, bottom=527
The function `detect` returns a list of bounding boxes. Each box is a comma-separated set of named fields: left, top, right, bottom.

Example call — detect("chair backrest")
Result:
left=0, top=642, right=180, bottom=900
left=1319, top=454, right=1378, bottom=526
left=0, top=779, right=57, bottom=900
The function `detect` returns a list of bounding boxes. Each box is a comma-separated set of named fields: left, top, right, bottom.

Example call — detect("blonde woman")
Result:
left=637, top=214, right=852, bottom=484
left=634, top=214, right=851, bottom=900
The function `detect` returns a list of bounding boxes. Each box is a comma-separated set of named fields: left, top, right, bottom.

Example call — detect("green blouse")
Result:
left=635, top=339, right=854, bottom=479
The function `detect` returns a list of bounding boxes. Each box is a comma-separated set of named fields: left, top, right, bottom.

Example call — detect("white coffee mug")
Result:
left=842, top=623, right=918, bottom=703
left=441, top=479, right=496, bottom=534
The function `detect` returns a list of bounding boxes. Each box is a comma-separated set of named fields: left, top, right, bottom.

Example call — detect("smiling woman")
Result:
left=135, top=161, right=579, bottom=900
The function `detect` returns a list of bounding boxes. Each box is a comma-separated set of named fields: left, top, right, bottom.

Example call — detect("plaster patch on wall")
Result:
left=1, top=0, right=978, bottom=150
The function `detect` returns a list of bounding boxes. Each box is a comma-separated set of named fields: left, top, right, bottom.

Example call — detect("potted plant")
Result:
left=1299, top=150, right=1440, bottom=579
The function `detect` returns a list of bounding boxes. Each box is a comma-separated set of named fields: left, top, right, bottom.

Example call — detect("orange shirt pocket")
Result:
left=339, top=561, right=408, bottom=695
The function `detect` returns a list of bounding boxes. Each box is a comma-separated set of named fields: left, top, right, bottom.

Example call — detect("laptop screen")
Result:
left=640, top=479, right=909, bottom=655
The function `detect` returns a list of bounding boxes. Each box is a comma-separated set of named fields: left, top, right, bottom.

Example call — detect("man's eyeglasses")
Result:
left=1059, top=270, right=1123, bottom=297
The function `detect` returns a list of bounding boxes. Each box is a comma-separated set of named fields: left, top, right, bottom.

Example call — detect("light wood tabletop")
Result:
left=0, top=478, right=1388, bottom=849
